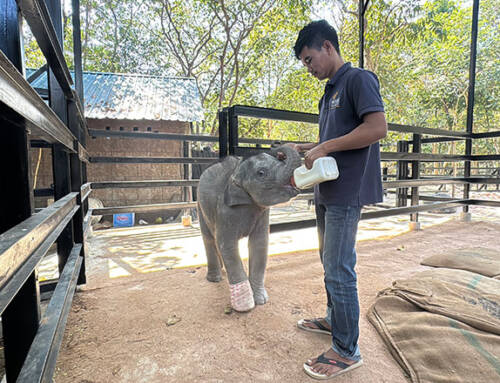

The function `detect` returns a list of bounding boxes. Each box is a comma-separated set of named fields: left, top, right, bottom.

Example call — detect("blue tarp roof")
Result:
left=26, top=69, right=204, bottom=122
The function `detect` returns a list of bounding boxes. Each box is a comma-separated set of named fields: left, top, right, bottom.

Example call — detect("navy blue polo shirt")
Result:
left=315, top=62, right=385, bottom=206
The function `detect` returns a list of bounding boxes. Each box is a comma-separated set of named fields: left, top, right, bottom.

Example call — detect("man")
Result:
left=292, top=20, right=387, bottom=379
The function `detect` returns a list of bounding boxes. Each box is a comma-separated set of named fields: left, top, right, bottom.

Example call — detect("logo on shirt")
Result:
left=330, top=91, right=341, bottom=109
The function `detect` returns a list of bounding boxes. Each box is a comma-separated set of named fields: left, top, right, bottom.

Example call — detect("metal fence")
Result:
left=84, top=103, right=500, bottom=234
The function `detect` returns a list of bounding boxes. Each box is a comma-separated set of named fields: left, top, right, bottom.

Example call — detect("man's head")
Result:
left=294, top=20, right=342, bottom=81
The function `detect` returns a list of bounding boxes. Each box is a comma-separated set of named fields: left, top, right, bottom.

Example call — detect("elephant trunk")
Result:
left=271, top=145, right=301, bottom=185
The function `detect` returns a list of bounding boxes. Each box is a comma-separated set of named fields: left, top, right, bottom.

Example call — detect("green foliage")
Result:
left=21, top=0, right=498, bottom=158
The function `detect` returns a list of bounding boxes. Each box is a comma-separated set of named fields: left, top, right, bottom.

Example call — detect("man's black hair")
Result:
left=294, top=20, right=340, bottom=59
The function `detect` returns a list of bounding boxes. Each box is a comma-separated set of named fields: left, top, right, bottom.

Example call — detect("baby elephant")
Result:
left=197, top=145, right=301, bottom=311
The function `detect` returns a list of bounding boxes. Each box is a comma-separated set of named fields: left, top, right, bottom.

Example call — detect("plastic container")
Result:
left=292, top=157, right=339, bottom=189
left=113, top=213, right=135, bottom=227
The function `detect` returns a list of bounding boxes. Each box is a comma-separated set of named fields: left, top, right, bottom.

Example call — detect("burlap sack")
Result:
left=421, top=247, right=500, bottom=278
left=378, top=268, right=500, bottom=335
left=368, top=294, right=500, bottom=383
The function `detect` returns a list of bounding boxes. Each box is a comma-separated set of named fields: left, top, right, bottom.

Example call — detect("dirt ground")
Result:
left=53, top=217, right=500, bottom=383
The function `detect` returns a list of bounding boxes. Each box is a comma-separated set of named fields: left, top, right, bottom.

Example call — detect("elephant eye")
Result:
left=257, top=168, right=267, bottom=177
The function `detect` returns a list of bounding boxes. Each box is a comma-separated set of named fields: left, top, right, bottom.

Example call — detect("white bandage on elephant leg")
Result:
left=230, top=280, right=255, bottom=312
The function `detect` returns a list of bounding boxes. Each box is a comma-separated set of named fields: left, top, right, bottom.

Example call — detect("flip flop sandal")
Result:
left=303, top=353, right=363, bottom=380
left=297, top=318, right=332, bottom=335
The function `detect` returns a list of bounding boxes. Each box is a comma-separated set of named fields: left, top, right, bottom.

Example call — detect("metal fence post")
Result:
left=218, top=109, right=228, bottom=158
left=228, top=107, right=238, bottom=156
left=463, top=0, right=480, bottom=215
left=410, top=134, right=421, bottom=226
left=396, top=140, right=409, bottom=207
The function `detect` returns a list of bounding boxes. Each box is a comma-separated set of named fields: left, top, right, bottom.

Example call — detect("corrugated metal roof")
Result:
left=26, top=69, right=204, bottom=122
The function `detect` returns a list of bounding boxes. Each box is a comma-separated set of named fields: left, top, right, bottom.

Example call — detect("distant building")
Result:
left=27, top=69, right=204, bottom=214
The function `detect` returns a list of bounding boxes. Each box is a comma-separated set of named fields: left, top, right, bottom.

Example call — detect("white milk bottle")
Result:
left=292, top=156, right=339, bottom=189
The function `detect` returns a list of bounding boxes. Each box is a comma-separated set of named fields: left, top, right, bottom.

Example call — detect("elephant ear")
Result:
left=224, top=177, right=253, bottom=206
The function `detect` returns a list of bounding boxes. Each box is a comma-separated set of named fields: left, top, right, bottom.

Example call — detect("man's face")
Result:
left=299, top=44, right=335, bottom=81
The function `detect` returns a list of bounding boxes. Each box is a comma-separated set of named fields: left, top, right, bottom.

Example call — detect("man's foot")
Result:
left=297, top=318, right=331, bottom=335
left=303, top=348, right=363, bottom=380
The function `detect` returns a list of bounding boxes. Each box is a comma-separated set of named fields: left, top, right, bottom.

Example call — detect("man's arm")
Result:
left=303, top=112, right=387, bottom=168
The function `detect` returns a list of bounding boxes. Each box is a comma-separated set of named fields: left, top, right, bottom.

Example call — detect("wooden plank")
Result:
left=0, top=205, right=79, bottom=315
left=0, top=51, right=75, bottom=151
left=0, top=192, right=78, bottom=290
left=77, top=141, right=89, bottom=163
left=80, top=182, right=91, bottom=201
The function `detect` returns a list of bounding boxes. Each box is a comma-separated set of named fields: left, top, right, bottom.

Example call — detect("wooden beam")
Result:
left=0, top=50, right=75, bottom=151
left=0, top=193, right=78, bottom=290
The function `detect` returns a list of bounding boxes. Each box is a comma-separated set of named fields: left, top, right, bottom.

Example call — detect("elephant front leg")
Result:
left=218, top=240, right=255, bottom=312
left=248, top=211, right=270, bottom=305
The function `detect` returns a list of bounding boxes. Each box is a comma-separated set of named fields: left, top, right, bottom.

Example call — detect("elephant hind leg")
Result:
left=199, top=213, right=223, bottom=282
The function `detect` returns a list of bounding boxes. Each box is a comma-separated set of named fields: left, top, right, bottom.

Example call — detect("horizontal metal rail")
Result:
left=471, top=131, right=500, bottom=139
left=0, top=192, right=78, bottom=290
left=361, top=200, right=465, bottom=219
left=90, top=156, right=218, bottom=164
left=380, top=152, right=500, bottom=162
left=89, top=129, right=219, bottom=143
left=91, top=180, right=199, bottom=189
left=89, top=128, right=307, bottom=146
left=0, top=204, right=79, bottom=315
left=92, top=201, right=198, bottom=216
left=16, top=244, right=83, bottom=383
left=387, top=123, right=469, bottom=138
left=0, top=51, right=75, bottom=151
left=463, top=198, right=500, bottom=207
left=232, top=105, right=319, bottom=124
left=269, top=200, right=468, bottom=233
left=383, top=177, right=500, bottom=188
left=417, top=137, right=463, bottom=144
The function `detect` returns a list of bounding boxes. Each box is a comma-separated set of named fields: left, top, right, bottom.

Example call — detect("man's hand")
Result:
left=285, top=142, right=318, bottom=154
left=304, top=144, right=328, bottom=169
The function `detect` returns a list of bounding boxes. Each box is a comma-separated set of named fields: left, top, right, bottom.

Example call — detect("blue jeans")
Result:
left=315, top=203, right=362, bottom=362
